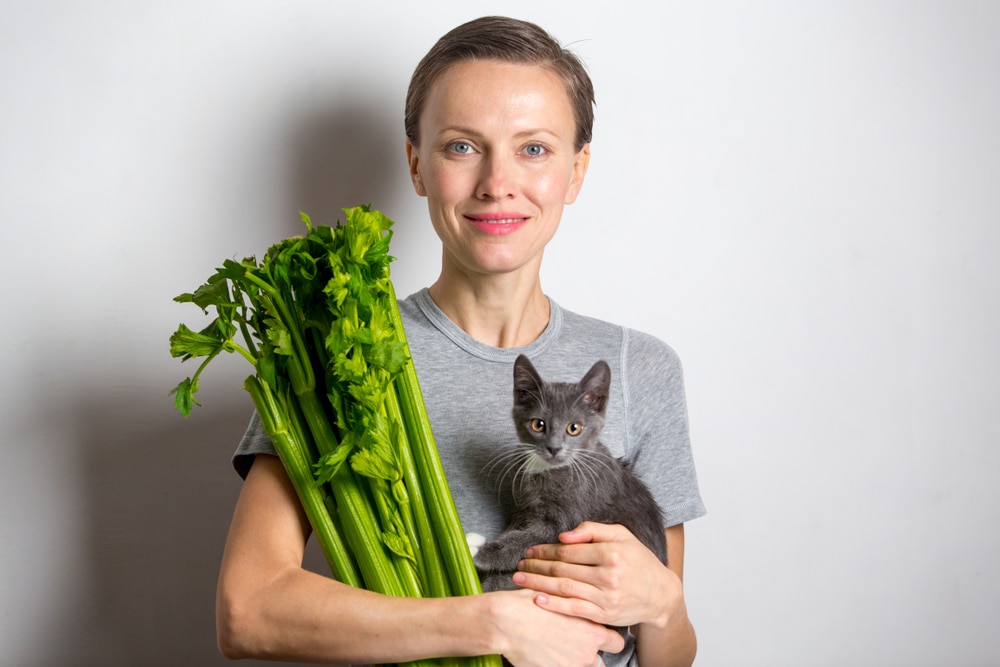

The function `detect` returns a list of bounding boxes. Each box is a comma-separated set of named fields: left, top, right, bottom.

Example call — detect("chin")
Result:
left=468, top=248, right=541, bottom=276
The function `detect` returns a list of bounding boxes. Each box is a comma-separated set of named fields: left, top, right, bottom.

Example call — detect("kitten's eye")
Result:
left=566, top=422, right=582, bottom=436
left=530, top=418, right=546, bottom=433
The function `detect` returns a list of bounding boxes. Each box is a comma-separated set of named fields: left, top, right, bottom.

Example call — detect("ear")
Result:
left=405, top=139, right=427, bottom=197
left=579, top=359, right=610, bottom=414
left=513, top=354, right=542, bottom=399
left=564, top=142, right=591, bottom=205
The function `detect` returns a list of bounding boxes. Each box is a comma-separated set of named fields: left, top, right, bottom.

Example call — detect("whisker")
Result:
left=481, top=444, right=537, bottom=500
left=571, top=453, right=601, bottom=491
left=573, top=449, right=616, bottom=490
left=482, top=448, right=517, bottom=478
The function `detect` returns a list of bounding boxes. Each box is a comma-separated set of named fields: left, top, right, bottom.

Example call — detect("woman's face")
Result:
left=406, top=59, right=590, bottom=282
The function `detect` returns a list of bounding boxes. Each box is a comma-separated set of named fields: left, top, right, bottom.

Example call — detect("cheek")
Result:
left=530, top=167, right=578, bottom=205
left=423, top=161, right=472, bottom=201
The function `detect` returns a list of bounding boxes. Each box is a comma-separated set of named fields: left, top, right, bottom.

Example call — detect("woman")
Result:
left=218, top=16, right=705, bottom=667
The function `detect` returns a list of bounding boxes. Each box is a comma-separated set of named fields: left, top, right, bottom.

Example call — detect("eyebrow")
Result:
left=436, top=126, right=566, bottom=142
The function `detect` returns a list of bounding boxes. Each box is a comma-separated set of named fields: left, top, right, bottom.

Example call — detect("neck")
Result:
left=428, top=262, right=550, bottom=349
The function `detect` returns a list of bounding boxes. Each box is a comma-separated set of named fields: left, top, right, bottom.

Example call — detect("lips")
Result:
left=464, top=213, right=529, bottom=236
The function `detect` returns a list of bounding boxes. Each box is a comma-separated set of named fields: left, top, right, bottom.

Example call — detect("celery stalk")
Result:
left=244, top=376, right=362, bottom=587
left=387, top=283, right=484, bottom=598
left=169, top=205, right=502, bottom=666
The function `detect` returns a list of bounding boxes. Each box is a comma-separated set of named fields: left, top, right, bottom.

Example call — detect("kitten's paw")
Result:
left=480, top=572, right=517, bottom=593
left=466, top=532, right=486, bottom=557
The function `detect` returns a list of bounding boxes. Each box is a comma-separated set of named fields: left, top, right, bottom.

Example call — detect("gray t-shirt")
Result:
left=233, top=288, right=706, bottom=666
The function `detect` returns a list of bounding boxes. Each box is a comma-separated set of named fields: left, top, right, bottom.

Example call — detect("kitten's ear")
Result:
left=513, top=354, right=542, bottom=398
left=580, top=360, right=611, bottom=414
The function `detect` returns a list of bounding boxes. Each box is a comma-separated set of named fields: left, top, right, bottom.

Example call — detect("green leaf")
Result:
left=367, top=341, right=409, bottom=375
left=327, top=385, right=350, bottom=432
left=292, top=250, right=318, bottom=282
left=351, top=412, right=401, bottom=483
left=169, top=377, right=199, bottom=416
left=299, top=209, right=314, bottom=232
left=323, top=258, right=352, bottom=308
left=382, top=529, right=416, bottom=563
left=220, top=257, right=253, bottom=281
left=169, top=322, right=224, bottom=359
left=348, top=369, right=386, bottom=412
left=175, top=274, right=231, bottom=312
left=367, top=307, right=395, bottom=345
left=335, top=346, right=367, bottom=384
left=350, top=447, right=396, bottom=482
left=314, top=438, right=354, bottom=484
left=265, top=320, right=295, bottom=357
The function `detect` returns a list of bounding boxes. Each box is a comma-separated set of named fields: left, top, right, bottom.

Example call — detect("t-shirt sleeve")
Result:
left=232, top=411, right=278, bottom=479
left=622, top=329, right=706, bottom=527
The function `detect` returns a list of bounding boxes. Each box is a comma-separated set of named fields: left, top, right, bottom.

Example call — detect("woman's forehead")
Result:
left=421, top=60, right=575, bottom=134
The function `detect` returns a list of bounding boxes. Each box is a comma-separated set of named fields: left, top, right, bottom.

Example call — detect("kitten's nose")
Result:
left=546, top=443, right=562, bottom=457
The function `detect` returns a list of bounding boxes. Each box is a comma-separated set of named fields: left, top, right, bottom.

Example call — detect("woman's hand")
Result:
left=489, top=588, right=623, bottom=667
left=512, top=522, right=683, bottom=630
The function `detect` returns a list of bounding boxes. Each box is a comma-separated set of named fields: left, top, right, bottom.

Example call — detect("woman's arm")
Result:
left=513, top=522, right=696, bottom=667
left=216, top=454, right=491, bottom=663
left=632, top=524, right=696, bottom=667
left=216, top=454, right=625, bottom=666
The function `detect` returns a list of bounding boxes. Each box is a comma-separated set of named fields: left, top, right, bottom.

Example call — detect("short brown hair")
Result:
left=404, top=16, right=595, bottom=151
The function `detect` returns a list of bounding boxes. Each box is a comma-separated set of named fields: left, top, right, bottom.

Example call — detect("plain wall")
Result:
left=1, top=2, right=998, bottom=665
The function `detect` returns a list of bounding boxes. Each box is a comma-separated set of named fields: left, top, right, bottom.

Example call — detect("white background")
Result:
left=2, top=2, right=998, bottom=666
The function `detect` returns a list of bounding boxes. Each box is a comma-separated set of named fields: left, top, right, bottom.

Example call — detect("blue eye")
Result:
left=449, top=141, right=473, bottom=154
left=524, top=144, right=546, bottom=157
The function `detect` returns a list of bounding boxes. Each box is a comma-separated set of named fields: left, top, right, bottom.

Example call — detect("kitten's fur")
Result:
left=474, top=354, right=667, bottom=593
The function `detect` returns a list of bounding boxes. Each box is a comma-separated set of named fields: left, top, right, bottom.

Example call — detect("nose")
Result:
left=476, top=153, right=514, bottom=200
left=545, top=442, right=562, bottom=457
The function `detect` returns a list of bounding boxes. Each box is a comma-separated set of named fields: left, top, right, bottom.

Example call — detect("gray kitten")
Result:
left=474, top=354, right=667, bottom=593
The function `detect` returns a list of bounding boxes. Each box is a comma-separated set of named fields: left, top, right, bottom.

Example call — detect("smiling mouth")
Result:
left=464, top=213, right=530, bottom=236
left=466, top=216, right=528, bottom=224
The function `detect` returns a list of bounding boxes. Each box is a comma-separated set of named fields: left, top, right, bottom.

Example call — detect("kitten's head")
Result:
left=512, top=354, right=611, bottom=469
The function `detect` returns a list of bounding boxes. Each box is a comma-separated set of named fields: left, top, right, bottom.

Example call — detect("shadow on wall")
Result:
left=69, top=390, right=332, bottom=667
left=75, top=396, right=251, bottom=666
left=62, top=101, right=404, bottom=666
left=282, top=97, right=411, bottom=237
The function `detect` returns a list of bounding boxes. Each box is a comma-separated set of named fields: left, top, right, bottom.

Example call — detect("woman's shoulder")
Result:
left=397, top=288, right=446, bottom=343
left=397, top=288, right=428, bottom=323
left=556, top=302, right=683, bottom=370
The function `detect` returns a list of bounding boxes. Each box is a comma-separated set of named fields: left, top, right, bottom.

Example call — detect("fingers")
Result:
left=524, top=521, right=636, bottom=564
left=524, top=541, right=604, bottom=567
left=599, top=625, right=626, bottom=655
left=558, top=521, right=633, bottom=545
left=492, top=589, right=623, bottom=666
left=513, top=566, right=601, bottom=603
left=515, top=566, right=630, bottom=628
left=531, top=589, right=609, bottom=625
left=515, top=523, right=670, bottom=628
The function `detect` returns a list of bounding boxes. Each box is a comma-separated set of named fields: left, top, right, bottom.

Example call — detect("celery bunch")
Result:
left=169, top=205, right=500, bottom=666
